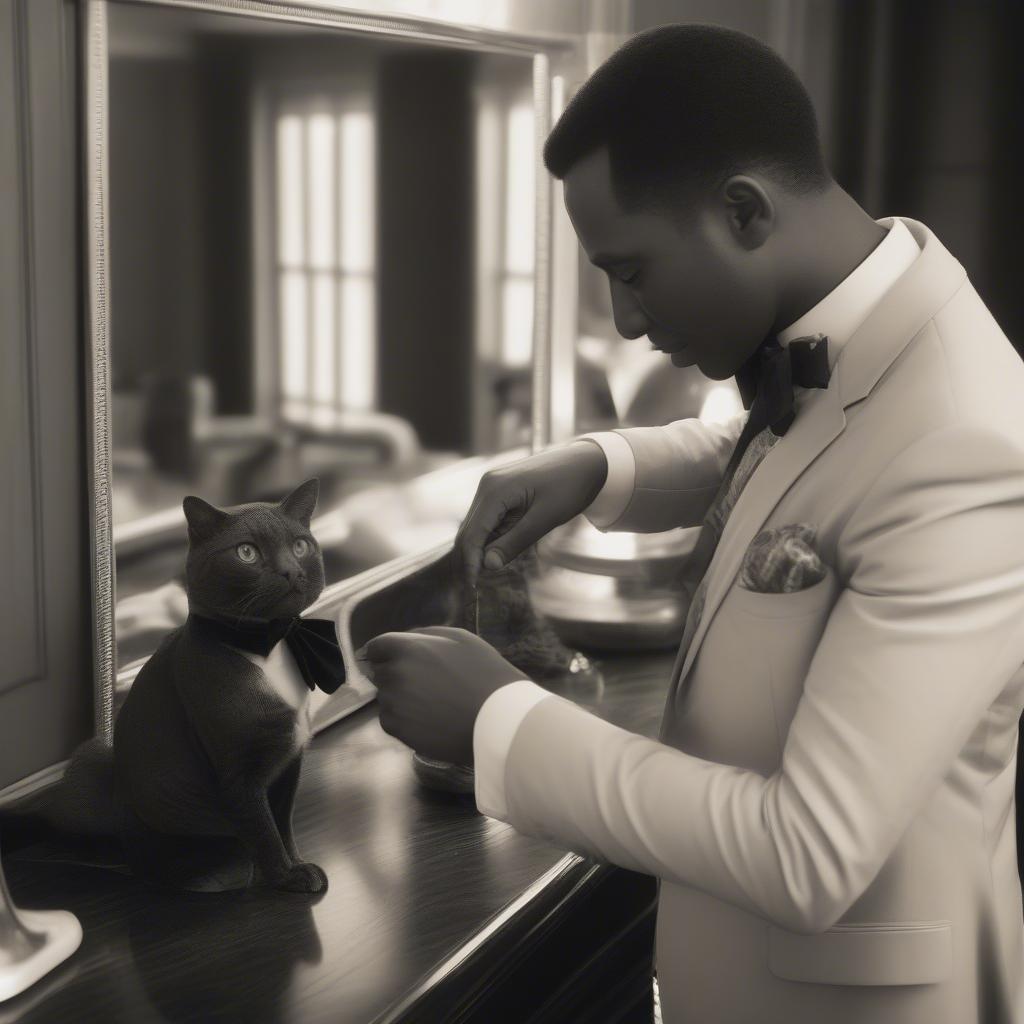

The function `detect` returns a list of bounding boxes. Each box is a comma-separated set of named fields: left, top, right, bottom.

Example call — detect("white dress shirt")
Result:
left=474, top=216, right=921, bottom=820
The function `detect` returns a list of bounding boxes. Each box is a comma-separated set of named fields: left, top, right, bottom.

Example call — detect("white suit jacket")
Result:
left=472, top=217, right=1024, bottom=1023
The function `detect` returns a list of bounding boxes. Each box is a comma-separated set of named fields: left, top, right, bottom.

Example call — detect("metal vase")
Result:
left=0, top=839, right=82, bottom=1003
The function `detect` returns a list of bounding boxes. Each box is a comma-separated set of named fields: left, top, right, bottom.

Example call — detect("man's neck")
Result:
left=770, top=186, right=889, bottom=335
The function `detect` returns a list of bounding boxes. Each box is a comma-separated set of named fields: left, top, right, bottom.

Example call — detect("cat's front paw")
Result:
left=273, top=861, right=328, bottom=894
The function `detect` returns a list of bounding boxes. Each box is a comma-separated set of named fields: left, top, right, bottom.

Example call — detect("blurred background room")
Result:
left=2, top=2, right=1021, bottom=1020
left=3, top=0, right=1019, bottom=799
left=106, top=4, right=547, bottom=667
left=4, top=0, right=1022, bottom=823
left=96, top=0, right=1022, bottom=675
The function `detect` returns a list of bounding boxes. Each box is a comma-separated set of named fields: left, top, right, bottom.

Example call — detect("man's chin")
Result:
left=669, top=349, right=699, bottom=368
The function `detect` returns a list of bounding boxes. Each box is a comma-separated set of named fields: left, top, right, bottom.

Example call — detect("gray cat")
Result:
left=1, top=478, right=340, bottom=894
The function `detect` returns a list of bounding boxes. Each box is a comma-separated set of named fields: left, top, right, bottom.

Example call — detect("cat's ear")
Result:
left=278, top=478, right=319, bottom=526
left=182, top=495, right=230, bottom=544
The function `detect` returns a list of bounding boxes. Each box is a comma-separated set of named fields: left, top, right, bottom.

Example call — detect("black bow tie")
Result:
left=734, top=334, right=832, bottom=437
left=189, top=611, right=348, bottom=694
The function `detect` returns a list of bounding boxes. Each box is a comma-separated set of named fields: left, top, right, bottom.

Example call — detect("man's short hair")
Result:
left=543, top=24, right=831, bottom=216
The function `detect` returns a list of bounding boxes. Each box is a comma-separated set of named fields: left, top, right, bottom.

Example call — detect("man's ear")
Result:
left=720, top=174, right=774, bottom=249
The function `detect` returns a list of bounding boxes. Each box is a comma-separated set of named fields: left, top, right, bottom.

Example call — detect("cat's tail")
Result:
left=0, top=736, right=124, bottom=841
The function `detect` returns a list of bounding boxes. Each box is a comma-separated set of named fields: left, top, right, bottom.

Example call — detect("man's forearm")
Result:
left=574, top=413, right=745, bottom=533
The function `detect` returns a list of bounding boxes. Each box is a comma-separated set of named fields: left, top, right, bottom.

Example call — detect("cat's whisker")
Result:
left=228, top=588, right=265, bottom=623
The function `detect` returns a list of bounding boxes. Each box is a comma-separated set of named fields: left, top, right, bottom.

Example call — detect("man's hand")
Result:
left=452, top=441, right=609, bottom=602
left=356, top=626, right=530, bottom=765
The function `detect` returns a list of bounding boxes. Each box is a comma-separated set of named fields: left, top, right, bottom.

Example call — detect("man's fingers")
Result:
left=377, top=702, right=400, bottom=739
left=359, top=629, right=457, bottom=664
left=358, top=631, right=418, bottom=665
left=478, top=506, right=525, bottom=569
left=481, top=509, right=546, bottom=570
left=456, top=491, right=529, bottom=590
left=451, top=536, right=478, bottom=596
left=453, top=489, right=502, bottom=592
left=399, top=628, right=461, bottom=653
left=411, top=625, right=473, bottom=641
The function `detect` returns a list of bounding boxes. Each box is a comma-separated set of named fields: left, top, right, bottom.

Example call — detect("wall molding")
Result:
left=0, top=0, right=47, bottom=697
left=0, top=757, right=69, bottom=807
left=83, top=1, right=115, bottom=743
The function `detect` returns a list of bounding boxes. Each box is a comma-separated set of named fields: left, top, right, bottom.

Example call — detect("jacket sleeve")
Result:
left=488, top=424, right=1024, bottom=934
left=573, top=412, right=746, bottom=533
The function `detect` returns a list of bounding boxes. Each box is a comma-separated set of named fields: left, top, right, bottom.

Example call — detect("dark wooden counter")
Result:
left=1, top=650, right=675, bottom=1024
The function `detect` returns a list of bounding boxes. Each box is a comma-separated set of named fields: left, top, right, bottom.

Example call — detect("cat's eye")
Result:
left=236, top=542, right=259, bottom=563
left=293, top=538, right=310, bottom=558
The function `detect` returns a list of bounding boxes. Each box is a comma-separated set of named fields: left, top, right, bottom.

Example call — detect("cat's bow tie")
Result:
left=191, top=612, right=347, bottom=694
left=734, top=333, right=832, bottom=437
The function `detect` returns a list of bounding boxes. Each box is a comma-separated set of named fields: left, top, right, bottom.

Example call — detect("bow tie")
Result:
left=190, top=611, right=348, bottom=694
left=733, top=334, right=832, bottom=437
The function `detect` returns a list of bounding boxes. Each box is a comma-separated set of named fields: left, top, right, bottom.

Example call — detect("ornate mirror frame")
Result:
left=83, top=0, right=576, bottom=742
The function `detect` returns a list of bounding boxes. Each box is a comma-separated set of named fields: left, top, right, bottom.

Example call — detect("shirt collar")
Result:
left=777, top=217, right=921, bottom=374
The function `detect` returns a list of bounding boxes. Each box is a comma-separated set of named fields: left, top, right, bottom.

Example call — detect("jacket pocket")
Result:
left=730, top=561, right=839, bottom=619
left=767, top=919, right=953, bottom=986
left=726, top=565, right=841, bottom=754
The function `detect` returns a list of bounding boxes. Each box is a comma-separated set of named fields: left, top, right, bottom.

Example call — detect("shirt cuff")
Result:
left=572, top=432, right=636, bottom=531
left=474, top=680, right=554, bottom=820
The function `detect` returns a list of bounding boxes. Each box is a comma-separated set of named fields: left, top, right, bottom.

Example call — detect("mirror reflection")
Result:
left=107, top=4, right=537, bottom=672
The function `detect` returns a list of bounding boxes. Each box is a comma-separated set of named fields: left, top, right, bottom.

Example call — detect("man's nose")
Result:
left=609, top=279, right=651, bottom=340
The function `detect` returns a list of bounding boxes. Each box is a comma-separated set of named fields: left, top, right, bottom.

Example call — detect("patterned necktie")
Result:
left=658, top=334, right=832, bottom=738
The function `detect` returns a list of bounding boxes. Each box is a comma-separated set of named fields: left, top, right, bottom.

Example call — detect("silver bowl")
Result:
left=529, top=516, right=698, bottom=652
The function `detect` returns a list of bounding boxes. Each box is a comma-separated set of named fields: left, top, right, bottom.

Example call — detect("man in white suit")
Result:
left=359, top=25, right=1024, bottom=1022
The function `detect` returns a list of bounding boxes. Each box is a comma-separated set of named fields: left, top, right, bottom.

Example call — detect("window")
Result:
left=474, top=80, right=536, bottom=371
left=500, top=99, right=536, bottom=368
left=274, top=96, right=376, bottom=415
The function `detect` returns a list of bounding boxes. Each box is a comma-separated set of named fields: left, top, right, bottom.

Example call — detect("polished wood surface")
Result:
left=1, top=650, right=675, bottom=1024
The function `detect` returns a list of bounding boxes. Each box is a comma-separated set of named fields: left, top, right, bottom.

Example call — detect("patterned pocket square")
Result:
left=739, top=523, right=827, bottom=593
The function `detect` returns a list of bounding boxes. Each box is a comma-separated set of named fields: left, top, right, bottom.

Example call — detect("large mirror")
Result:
left=96, top=2, right=562, bottom=695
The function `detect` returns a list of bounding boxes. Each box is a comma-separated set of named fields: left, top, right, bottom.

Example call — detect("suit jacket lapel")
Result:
left=671, top=386, right=846, bottom=687
left=669, top=215, right=968, bottom=691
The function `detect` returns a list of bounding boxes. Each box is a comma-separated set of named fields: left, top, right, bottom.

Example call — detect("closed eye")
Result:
left=614, top=266, right=641, bottom=286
